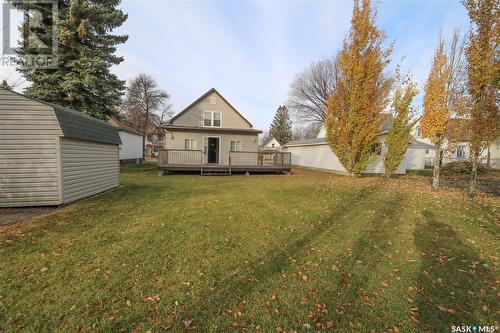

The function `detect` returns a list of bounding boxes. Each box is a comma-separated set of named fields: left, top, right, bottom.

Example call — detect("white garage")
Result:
left=108, top=117, right=144, bottom=163
left=0, top=87, right=121, bottom=207
left=283, top=135, right=433, bottom=175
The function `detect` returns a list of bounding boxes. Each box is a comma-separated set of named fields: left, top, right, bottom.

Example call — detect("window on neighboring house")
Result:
left=203, top=111, right=221, bottom=127
left=209, top=95, right=216, bottom=105
left=230, top=140, right=242, bottom=151
left=373, top=143, right=382, bottom=155
left=425, top=149, right=429, bottom=154
left=185, top=139, right=197, bottom=150
left=416, top=126, right=421, bottom=137
left=457, top=145, right=466, bottom=159
left=271, top=143, right=275, bottom=148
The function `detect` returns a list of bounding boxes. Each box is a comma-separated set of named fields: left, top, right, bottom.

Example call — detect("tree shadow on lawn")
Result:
left=414, top=211, right=497, bottom=332
left=317, top=195, right=408, bottom=331
left=172, top=185, right=385, bottom=330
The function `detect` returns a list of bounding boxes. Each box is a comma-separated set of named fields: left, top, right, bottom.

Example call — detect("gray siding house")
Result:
left=0, top=87, right=121, bottom=207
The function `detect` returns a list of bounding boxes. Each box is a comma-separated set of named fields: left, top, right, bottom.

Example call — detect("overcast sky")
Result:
left=1, top=0, right=469, bottom=130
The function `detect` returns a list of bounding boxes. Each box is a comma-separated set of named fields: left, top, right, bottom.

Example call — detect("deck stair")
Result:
left=200, top=165, right=231, bottom=176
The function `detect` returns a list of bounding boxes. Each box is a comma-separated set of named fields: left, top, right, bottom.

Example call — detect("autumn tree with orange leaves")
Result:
left=325, top=0, right=392, bottom=176
left=421, top=38, right=451, bottom=191
left=462, top=0, right=499, bottom=195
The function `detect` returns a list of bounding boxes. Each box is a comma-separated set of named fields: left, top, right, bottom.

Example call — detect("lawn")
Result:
left=0, top=165, right=498, bottom=332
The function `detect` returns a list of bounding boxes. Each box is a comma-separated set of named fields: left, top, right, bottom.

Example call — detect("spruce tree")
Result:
left=11, top=0, right=128, bottom=119
left=269, top=106, right=293, bottom=145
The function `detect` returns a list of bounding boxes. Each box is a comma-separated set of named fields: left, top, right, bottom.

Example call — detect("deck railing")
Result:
left=229, top=151, right=291, bottom=167
left=158, top=149, right=203, bottom=166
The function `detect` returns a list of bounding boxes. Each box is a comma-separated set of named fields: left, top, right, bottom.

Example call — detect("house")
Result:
left=0, top=87, right=121, bottom=207
left=283, top=120, right=434, bottom=174
left=259, top=136, right=282, bottom=151
left=158, top=88, right=291, bottom=174
left=411, top=118, right=500, bottom=169
left=108, top=117, right=144, bottom=163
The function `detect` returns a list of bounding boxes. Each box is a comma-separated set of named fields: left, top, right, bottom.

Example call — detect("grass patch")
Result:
left=0, top=167, right=498, bottom=332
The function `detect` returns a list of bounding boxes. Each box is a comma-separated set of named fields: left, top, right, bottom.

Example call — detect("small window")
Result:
left=373, top=143, right=382, bottom=155
left=185, top=139, right=197, bottom=150
left=457, top=145, right=466, bottom=159
left=425, top=149, right=429, bottom=154
left=203, top=112, right=212, bottom=127
left=209, top=95, right=216, bottom=105
left=230, top=140, right=242, bottom=151
left=416, top=126, right=421, bottom=138
left=271, top=143, right=275, bottom=148
left=213, top=112, right=221, bottom=127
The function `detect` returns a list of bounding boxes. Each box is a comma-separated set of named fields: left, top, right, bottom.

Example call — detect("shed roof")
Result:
left=1, top=87, right=121, bottom=145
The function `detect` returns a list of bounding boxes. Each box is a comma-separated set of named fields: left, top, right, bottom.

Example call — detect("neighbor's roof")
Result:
left=108, top=117, right=144, bottom=136
left=169, top=88, right=254, bottom=128
left=284, top=138, right=327, bottom=147
left=284, top=135, right=435, bottom=149
left=2, top=87, right=121, bottom=145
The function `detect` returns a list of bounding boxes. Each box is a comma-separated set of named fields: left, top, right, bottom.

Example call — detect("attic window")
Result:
left=203, top=111, right=221, bottom=127
left=209, top=95, right=216, bottom=105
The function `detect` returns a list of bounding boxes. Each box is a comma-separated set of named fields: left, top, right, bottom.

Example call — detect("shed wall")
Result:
left=0, top=89, right=63, bottom=207
left=60, top=138, right=119, bottom=203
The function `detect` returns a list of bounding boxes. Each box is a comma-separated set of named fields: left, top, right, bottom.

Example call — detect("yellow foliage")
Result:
left=421, top=39, right=451, bottom=144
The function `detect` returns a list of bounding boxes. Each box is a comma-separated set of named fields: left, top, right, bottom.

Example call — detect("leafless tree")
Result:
left=122, top=73, right=170, bottom=136
left=287, top=56, right=338, bottom=123
left=292, top=122, right=322, bottom=140
left=446, top=28, right=468, bottom=117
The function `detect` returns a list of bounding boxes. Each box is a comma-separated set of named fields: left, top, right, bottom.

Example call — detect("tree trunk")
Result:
left=486, top=146, right=490, bottom=168
left=432, top=140, right=442, bottom=191
left=469, top=152, right=479, bottom=196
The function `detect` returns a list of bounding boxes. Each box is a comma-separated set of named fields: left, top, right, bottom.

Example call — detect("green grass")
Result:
left=1, top=165, right=498, bottom=332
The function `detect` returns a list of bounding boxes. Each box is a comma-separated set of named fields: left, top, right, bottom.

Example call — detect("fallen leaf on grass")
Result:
left=144, top=295, right=160, bottom=303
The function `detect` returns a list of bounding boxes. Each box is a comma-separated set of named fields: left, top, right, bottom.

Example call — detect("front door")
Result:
left=207, top=137, right=219, bottom=164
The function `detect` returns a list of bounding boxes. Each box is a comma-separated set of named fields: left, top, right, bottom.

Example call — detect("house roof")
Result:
left=108, top=117, right=144, bottom=136
left=169, top=88, right=254, bottom=128
left=162, top=124, right=262, bottom=135
left=2, top=87, right=121, bottom=145
left=285, top=136, right=435, bottom=149
left=260, top=136, right=275, bottom=147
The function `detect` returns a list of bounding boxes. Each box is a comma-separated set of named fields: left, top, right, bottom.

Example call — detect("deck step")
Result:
left=200, top=167, right=231, bottom=176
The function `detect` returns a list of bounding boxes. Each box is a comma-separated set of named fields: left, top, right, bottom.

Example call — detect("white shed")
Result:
left=0, top=87, right=121, bottom=207
left=108, top=117, right=144, bottom=163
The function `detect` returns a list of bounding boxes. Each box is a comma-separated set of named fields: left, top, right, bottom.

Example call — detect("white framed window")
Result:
left=184, top=139, right=197, bottom=150
left=457, top=145, right=466, bottom=159
left=230, top=140, right=242, bottom=151
left=203, top=111, right=221, bottom=127
left=271, top=143, right=275, bottom=148
left=209, top=95, right=216, bottom=105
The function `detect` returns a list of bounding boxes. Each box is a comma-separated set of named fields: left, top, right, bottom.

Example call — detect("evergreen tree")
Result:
left=325, top=0, right=393, bottom=176
left=421, top=38, right=451, bottom=191
left=11, top=0, right=128, bottom=119
left=269, top=106, right=293, bottom=145
left=462, top=0, right=499, bottom=195
left=384, top=73, right=418, bottom=177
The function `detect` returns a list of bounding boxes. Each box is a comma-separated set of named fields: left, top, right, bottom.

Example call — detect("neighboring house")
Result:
left=259, top=136, right=281, bottom=150
left=283, top=120, right=434, bottom=174
left=145, top=132, right=165, bottom=158
left=162, top=88, right=262, bottom=165
left=411, top=118, right=500, bottom=169
left=410, top=120, right=435, bottom=167
left=0, top=87, right=121, bottom=207
left=108, top=117, right=144, bottom=163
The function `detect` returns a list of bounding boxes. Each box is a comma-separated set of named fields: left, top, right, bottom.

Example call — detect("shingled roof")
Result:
left=2, top=88, right=121, bottom=145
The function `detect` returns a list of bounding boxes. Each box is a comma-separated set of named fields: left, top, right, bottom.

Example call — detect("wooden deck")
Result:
left=157, top=150, right=291, bottom=175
